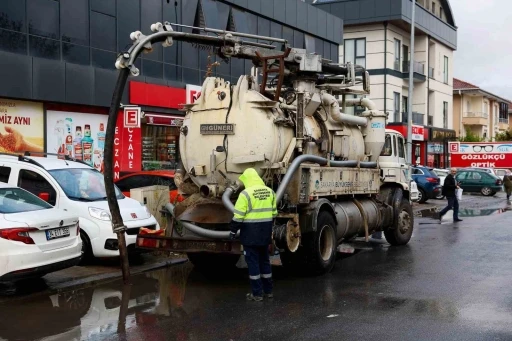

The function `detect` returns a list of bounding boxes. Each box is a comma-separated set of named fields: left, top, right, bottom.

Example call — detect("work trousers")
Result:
left=439, top=196, right=459, bottom=220
left=244, top=245, right=273, bottom=297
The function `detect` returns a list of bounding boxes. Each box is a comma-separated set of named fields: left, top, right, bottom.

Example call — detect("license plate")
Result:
left=46, top=227, right=70, bottom=240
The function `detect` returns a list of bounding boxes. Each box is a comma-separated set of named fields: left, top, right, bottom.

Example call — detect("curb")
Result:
left=0, top=258, right=188, bottom=304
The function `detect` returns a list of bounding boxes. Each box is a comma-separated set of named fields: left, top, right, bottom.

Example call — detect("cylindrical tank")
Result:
left=333, top=199, right=381, bottom=240
left=180, top=76, right=294, bottom=188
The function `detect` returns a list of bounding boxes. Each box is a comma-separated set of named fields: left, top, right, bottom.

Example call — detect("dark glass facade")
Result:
left=0, top=0, right=343, bottom=107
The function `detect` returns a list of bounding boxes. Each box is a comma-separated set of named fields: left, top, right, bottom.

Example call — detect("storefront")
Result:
left=428, top=127, right=457, bottom=169
left=128, top=81, right=201, bottom=172
left=0, top=80, right=199, bottom=178
left=386, top=123, right=429, bottom=165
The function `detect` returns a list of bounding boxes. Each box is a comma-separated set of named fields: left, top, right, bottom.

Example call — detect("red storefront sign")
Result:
left=387, top=124, right=428, bottom=141
left=129, top=81, right=186, bottom=109
left=411, top=125, right=425, bottom=141
left=449, top=142, right=512, bottom=168
left=144, top=113, right=183, bottom=126
left=114, top=111, right=141, bottom=180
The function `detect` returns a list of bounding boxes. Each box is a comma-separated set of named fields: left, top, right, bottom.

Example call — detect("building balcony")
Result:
left=394, top=112, right=425, bottom=125
left=462, top=112, right=488, bottom=126
left=428, top=67, right=434, bottom=79
left=402, top=61, right=426, bottom=82
left=498, top=118, right=509, bottom=131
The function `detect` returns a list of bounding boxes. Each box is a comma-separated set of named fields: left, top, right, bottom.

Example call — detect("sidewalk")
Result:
left=0, top=253, right=187, bottom=303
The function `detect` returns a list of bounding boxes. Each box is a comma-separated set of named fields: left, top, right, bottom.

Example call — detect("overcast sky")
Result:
left=450, top=0, right=512, bottom=100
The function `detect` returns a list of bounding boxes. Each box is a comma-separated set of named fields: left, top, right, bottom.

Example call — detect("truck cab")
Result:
left=378, top=129, right=412, bottom=190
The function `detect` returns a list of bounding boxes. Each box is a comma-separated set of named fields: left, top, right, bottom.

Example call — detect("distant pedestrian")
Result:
left=438, top=167, right=463, bottom=222
left=503, top=169, right=512, bottom=201
left=230, top=168, right=277, bottom=302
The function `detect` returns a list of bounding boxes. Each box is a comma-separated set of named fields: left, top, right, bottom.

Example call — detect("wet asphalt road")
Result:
left=1, top=194, right=512, bottom=341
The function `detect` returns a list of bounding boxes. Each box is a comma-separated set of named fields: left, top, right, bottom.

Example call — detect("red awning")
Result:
left=144, top=113, right=184, bottom=126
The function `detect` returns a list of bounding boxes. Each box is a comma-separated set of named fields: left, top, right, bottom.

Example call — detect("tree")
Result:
left=494, top=130, right=512, bottom=141
left=459, top=128, right=485, bottom=142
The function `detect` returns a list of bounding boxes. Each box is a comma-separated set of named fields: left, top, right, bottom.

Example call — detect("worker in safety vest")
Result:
left=230, top=168, right=277, bottom=301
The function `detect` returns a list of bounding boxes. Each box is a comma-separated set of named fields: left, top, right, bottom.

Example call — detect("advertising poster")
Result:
left=46, top=111, right=108, bottom=171
left=0, top=99, right=44, bottom=153
left=448, top=142, right=512, bottom=168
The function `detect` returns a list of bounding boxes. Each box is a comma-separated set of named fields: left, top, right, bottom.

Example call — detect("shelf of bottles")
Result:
left=141, top=126, right=180, bottom=170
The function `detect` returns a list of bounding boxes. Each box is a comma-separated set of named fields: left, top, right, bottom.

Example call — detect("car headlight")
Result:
left=89, top=207, right=111, bottom=221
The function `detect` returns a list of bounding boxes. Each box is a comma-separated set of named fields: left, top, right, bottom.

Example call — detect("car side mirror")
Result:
left=38, top=192, right=50, bottom=202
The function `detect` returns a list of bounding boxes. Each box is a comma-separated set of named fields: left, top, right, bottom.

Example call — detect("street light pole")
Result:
left=407, top=0, right=416, bottom=165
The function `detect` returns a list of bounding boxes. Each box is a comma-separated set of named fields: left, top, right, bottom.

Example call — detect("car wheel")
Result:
left=481, top=187, right=493, bottom=196
left=79, top=231, right=93, bottom=265
left=418, top=188, right=428, bottom=203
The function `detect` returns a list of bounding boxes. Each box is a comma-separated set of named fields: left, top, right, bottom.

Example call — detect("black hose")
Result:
left=104, top=68, right=130, bottom=230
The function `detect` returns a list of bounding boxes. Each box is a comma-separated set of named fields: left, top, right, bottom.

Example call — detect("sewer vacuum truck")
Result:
left=118, top=22, right=414, bottom=274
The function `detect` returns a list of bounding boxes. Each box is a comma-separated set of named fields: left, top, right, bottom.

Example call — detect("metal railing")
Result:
left=398, top=112, right=424, bottom=125
left=394, top=60, right=401, bottom=71
left=463, top=112, right=488, bottom=119
left=402, top=60, right=425, bottom=75
left=499, top=118, right=509, bottom=124
left=428, top=67, right=434, bottom=78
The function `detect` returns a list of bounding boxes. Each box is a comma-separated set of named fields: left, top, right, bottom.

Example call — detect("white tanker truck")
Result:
left=119, top=23, right=414, bottom=274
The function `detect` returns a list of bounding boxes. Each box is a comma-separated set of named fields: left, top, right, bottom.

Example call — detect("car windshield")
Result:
left=49, top=168, right=124, bottom=201
left=0, top=187, right=53, bottom=214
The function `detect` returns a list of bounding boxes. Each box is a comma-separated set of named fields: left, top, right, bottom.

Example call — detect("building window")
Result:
left=394, top=39, right=401, bottom=71
left=394, top=92, right=401, bottom=122
left=443, top=56, right=449, bottom=84
left=432, top=2, right=435, bottom=14
left=344, top=38, right=365, bottom=68
left=402, top=96, right=408, bottom=115
left=443, top=101, right=448, bottom=128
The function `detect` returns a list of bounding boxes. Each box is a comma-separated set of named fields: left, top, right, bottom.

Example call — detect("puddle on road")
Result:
left=416, top=206, right=512, bottom=218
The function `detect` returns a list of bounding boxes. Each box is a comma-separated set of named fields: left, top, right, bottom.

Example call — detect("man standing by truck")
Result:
left=230, top=168, right=277, bottom=301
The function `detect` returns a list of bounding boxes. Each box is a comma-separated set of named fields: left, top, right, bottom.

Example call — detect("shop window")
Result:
left=0, top=166, right=11, bottom=183
left=28, top=0, right=59, bottom=39
left=18, top=169, right=57, bottom=206
left=0, top=29, right=27, bottom=54
left=142, top=125, right=181, bottom=171
left=0, top=0, right=26, bottom=32
left=29, top=35, right=60, bottom=60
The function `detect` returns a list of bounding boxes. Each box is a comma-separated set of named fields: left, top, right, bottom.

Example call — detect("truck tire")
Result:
left=281, top=211, right=337, bottom=275
left=384, top=198, right=414, bottom=246
left=187, top=253, right=240, bottom=271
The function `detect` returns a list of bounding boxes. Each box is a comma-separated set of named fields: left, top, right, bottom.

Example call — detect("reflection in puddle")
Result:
left=416, top=206, right=512, bottom=218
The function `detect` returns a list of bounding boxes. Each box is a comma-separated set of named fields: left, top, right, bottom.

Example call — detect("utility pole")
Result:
left=407, top=0, right=416, bottom=165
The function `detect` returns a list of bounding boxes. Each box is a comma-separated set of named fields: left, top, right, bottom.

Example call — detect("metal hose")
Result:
left=165, top=203, right=239, bottom=239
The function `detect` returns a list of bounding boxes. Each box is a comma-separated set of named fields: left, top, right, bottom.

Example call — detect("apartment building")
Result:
left=453, top=78, right=510, bottom=140
left=312, top=0, right=458, bottom=167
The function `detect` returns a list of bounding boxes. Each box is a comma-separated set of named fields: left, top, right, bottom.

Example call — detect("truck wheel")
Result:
left=281, top=211, right=337, bottom=275
left=187, top=253, right=240, bottom=271
left=384, top=198, right=414, bottom=246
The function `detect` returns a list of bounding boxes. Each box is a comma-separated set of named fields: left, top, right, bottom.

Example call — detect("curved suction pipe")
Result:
left=321, top=93, right=368, bottom=126
left=339, top=97, right=377, bottom=111
left=165, top=203, right=239, bottom=239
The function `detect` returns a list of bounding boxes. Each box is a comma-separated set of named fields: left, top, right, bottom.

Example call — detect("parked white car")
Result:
left=0, top=154, right=160, bottom=261
left=0, top=183, right=81, bottom=282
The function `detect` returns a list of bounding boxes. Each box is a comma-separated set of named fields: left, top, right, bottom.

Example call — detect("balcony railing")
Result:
left=463, top=112, right=488, bottom=119
left=499, top=118, right=509, bottom=124
left=402, top=60, right=425, bottom=75
left=393, top=60, right=400, bottom=71
left=428, top=67, right=434, bottom=79
left=395, top=112, right=425, bottom=125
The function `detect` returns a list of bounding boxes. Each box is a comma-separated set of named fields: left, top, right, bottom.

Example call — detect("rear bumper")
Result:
left=430, top=186, right=442, bottom=198
left=136, top=235, right=242, bottom=255
left=0, top=255, right=81, bottom=282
